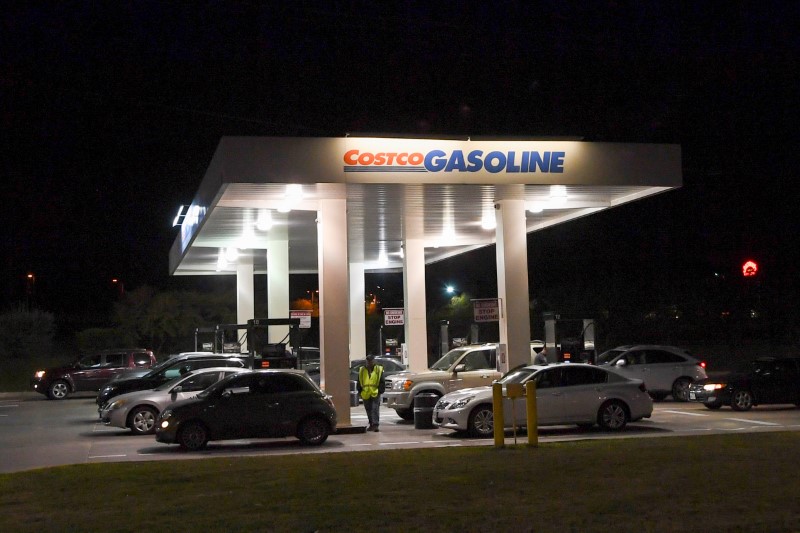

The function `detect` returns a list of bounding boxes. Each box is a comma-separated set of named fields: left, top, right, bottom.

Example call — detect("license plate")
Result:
left=689, top=391, right=696, bottom=400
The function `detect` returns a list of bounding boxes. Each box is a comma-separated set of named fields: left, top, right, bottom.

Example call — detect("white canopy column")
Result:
left=349, top=261, right=367, bottom=361
left=495, top=186, right=532, bottom=369
left=403, top=191, right=429, bottom=372
left=317, top=191, right=352, bottom=425
left=267, top=214, right=290, bottom=344
left=236, top=255, right=255, bottom=352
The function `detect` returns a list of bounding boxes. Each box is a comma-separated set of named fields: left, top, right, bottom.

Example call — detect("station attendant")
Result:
left=357, top=354, right=385, bottom=432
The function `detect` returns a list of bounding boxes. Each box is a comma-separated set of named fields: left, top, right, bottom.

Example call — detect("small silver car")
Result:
left=100, top=367, right=248, bottom=435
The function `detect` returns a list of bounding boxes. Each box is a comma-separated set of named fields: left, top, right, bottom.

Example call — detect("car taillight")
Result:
left=698, top=361, right=706, bottom=369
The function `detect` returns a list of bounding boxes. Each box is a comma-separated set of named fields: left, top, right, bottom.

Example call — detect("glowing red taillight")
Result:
left=698, top=361, right=706, bottom=369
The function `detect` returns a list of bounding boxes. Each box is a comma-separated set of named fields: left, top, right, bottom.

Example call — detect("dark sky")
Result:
left=2, top=1, right=798, bottom=325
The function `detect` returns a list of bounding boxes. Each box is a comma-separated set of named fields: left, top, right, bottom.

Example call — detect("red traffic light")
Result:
left=742, top=260, right=758, bottom=277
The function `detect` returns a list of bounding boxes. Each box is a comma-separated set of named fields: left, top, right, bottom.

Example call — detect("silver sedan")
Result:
left=100, top=367, right=248, bottom=435
left=434, top=363, right=653, bottom=437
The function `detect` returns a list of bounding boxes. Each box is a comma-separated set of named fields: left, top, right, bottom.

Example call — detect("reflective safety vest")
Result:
left=359, top=365, right=383, bottom=400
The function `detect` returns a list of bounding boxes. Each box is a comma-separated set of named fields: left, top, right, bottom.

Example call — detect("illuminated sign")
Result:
left=344, top=149, right=565, bottom=174
left=384, top=308, right=405, bottom=326
left=742, top=260, right=758, bottom=277
left=473, top=298, right=500, bottom=322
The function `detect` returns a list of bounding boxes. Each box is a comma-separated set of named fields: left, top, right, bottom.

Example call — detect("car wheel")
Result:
left=297, top=417, right=329, bottom=446
left=704, top=403, right=722, bottom=410
left=468, top=405, right=494, bottom=438
left=178, top=421, right=208, bottom=451
left=649, top=392, right=666, bottom=402
left=128, top=406, right=158, bottom=435
left=598, top=401, right=628, bottom=431
left=47, top=380, right=70, bottom=400
left=730, top=390, right=754, bottom=411
left=395, top=408, right=414, bottom=421
left=671, top=378, right=692, bottom=402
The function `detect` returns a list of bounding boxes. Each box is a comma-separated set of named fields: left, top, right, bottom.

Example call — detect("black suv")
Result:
left=96, top=353, right=246, bottom=412
left=31, top=349, right=156, bottom=400
left=688, top=356, right=800, bottom=411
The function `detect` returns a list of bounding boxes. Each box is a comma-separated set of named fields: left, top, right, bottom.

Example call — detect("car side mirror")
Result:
left=616, top=360, right=627, bottom=367
left=172, top=385, right=183, bottom=394
left=222, top=389, right=232, bottom=399
left=453, top=363, right=466, bottom=374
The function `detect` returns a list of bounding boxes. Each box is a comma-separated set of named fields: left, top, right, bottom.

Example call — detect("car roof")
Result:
left=185, top=366, right=249, bottom=375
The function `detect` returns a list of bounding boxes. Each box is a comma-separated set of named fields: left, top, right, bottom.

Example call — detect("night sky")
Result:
left=2, top=2, right=798, bottom=333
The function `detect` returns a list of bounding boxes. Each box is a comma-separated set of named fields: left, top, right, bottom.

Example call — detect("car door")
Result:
left=611, top=350, right=645, bottom=382
left=528, top=367, right=565, bottom=425
left=643, top=349, right=687, bottom=392
left=447, top=348, right=499, bottom=393
left=750, top=360, right=794, bottom=404
left=203, top=374, right=266, bottom=440
left=99, top=352, right=129, bottom=384
left=70, top=354, right=103, bottom=391
left=557, top=366, right=609, bottom=422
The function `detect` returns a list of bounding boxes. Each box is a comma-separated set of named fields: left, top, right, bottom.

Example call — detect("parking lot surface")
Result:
left=1, top=392, right=799, bottom=473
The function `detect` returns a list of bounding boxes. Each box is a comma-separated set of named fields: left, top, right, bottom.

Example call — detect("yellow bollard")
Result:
left=492, top=382, right=504, bottom=448
left=525, top=380, right=538, bottom=447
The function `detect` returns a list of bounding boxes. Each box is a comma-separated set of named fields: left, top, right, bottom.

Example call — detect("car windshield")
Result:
left=430, top=348, right=469, bottom=371
left=498, top=367, right=537, bottom=384
left=596, top=349, right=626, bottom=365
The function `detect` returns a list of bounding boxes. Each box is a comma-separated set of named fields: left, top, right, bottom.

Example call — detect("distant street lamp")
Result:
left=26, top=272, right=35, bottom=310
left=112, top=278, right=125, bottom=297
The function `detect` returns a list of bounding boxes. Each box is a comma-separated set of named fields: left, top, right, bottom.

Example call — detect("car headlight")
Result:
left=401, top=379, right=413, bottom=391
left=108, top=399, right=126, bottom=410
left=159, top=410, right=173, bottom=429
left=449, top=396, right=474, bottom=410
left=34, top=370, right=46, bottom=379
left=703, top=383, right=725, bottom=391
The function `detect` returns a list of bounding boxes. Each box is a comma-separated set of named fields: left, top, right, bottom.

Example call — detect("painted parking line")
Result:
left=88, top=454, right=127, bottom=459
left=379, top=441, right=419, bottom=446
left=725, top=418, right=781, bottom=426
left=660, top=410, right=709, bottom=417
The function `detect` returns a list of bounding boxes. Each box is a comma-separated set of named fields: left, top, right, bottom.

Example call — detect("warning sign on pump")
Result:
left=472, top=298, right=500, bottom=322
left=384, top=308, right=405, bottom=326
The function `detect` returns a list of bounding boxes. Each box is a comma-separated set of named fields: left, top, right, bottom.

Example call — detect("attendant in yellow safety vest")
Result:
left=357, top=354, right=385, bottom=432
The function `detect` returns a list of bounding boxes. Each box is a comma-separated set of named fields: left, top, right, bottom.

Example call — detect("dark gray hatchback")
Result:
left=155, top=369, right=337, bottom=450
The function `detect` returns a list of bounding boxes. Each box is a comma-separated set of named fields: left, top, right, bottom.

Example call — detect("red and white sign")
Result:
left=384, top=308, right=405, bottom=326
left=472, top=298, right=500, bottom=322
left=290, top=310, right=312, bottom=329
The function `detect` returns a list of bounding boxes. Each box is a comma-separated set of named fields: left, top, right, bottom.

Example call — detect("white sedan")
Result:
left=433, top=363, right=653, bottom=437
left=100, top=367, right=247, bottom=435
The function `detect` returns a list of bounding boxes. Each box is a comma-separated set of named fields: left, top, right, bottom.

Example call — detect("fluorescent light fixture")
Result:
left=278, top=184, right=305, bottom=213
left=224, top=247, right=239, bottom=262
left=377, top=250, right=389, bottom=266
left=256, top=209, right=273, bottom=231
left=528, top=202, right=544, bottom=213
left=216, top=248, right=228, bottom=271
left=172, top=205, right=186, bottom=227
left=481, top=209, right=496, bottom=230
left=548, top=185, right=568, bottom=207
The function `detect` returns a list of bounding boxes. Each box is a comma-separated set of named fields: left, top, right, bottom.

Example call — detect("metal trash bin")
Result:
left=413, top=393, right=439, bottom=429
left=350, top=380, right=360, bottom=407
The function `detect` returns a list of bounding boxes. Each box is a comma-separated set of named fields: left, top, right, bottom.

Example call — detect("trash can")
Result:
left=413, top=393, right=439, bottom=429
left=350, top=380, right=360, bottom=407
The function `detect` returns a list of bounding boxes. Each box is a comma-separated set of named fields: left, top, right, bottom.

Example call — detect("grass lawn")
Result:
left=1, top=432, right=799, bottom=532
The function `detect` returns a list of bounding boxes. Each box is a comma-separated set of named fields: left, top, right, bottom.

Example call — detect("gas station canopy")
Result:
left=170, top=136, right=681, bottom=276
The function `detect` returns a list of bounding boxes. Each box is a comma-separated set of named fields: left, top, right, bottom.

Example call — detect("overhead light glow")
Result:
left=548, top=185, right=568, bottom=207
left=481, top=209, right=496, bottom=230
left=172, top=205, right=186, bottom=227
left=528, top=202, right=544, bottom=213
left=224, top=247, right=239, bottom=262
left=256, top=209, right=273, bottom=231
left=377, top=250, right=389, bottom=266
left=278, top=184, right=305, bottom=213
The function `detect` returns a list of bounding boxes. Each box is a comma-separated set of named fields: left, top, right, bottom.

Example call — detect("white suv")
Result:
left=596, top=345, right=707, bottom=402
